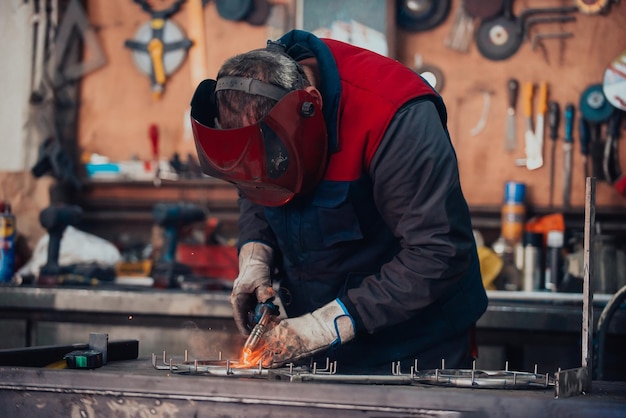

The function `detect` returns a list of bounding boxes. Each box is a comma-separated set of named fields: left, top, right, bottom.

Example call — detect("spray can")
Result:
left=501, top=181, right=526, bottom=244
left=0, top=202, right=16, bottom=283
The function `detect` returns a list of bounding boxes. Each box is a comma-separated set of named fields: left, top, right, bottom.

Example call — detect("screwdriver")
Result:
left=548, top=101, right=560, bottom=207
left=579, top=118, right=590, bottom=180
left=562, top=104, right=575, bottom=207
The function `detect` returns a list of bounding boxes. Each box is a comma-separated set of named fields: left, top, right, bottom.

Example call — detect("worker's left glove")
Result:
left=256, top=299, right=356, bottom=368
left=231, top=242, right=275, bottom=336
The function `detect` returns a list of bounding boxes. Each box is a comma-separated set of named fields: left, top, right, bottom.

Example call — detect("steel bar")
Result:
left=582, top=177, right=595, bottom=388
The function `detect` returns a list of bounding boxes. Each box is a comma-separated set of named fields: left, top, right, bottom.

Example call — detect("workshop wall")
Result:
left=396, top=0, right=626, bottom=209
left=77, top=0, right=626, bottom=210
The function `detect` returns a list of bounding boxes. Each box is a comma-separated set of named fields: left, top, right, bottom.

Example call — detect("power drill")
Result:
left=242, top=300, right=279, bottom=364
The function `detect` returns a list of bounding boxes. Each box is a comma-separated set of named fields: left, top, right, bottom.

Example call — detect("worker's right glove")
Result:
left=231, top=242, right=275, bottom=336
left=252, top=299, right=356, bottom=368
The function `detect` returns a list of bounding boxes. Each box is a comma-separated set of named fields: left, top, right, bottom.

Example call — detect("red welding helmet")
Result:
left=190, top=77, right=328, bottom=207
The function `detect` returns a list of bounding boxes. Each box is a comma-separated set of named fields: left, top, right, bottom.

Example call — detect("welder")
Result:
left=191, top=30, right=487, bottom=373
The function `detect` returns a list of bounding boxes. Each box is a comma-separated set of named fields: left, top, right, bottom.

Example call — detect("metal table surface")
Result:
left=1, top=286, right=625, bottom=379
left=1, top=356, right=626, bottom=417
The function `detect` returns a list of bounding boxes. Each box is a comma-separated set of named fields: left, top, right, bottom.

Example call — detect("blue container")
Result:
left=504, top=181, right=526, bottom=204
left=0, top=203, right=16, bottom=283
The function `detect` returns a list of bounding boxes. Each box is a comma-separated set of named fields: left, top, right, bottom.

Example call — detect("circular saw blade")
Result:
left=475, top=16, right=522, bottom=61
left=603, top=49, right=626, bottom=111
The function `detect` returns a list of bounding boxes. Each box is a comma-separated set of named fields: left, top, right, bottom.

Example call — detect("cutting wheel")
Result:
left=397, top=0, right=452, bottom=32
left=575, top=0, right=611, bottom=15
left=580, top=84, right=614, bottom=123
left=130, top=20, right=188, bottom=78
left=475, top=16, right=522, bottom=61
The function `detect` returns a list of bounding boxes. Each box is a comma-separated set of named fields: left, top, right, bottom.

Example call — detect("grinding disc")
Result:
left=575, top=0, right=611, bottom=15
left=415, top=64, right=445, bottom=93
left=475, top=16, right=522, bottom=61
left=397, top=0, right=452, bottom=32
left=602, top=49, right=626, bottom=111
left=463, top=0, right=504, bottom=20
left=580, top=84, right=614, bottom=122
left=245, top=0, right=271, bottom=26
left=215, top=0, right=252, bottom=21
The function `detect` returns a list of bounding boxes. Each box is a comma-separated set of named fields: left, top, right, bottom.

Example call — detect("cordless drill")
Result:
left=38, top=204, right=83, bottom=284
left=151, top=202, right=206, bottom=288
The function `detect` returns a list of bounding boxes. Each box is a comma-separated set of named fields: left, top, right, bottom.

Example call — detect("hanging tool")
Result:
left=602, top=49, right=626, bottom=111
left=575, top=0, right=613, bottom=15
left=580, top=84, right=614, bottom=181
left=603, top=110, right=626, bottom=198
left=580, top=118, right=591, bottom=180
left=531, top=32, right=574, bottom=51
left=505, top=78, right=519, bottom=152
left=49, top=0, right=106, bottom=87
left=562, top=104, right=575, bottom=207
left=522, top=81, right=536, bottom=168
left=125, top=0, right=193, bottom=100
left=463, top=0, right=504, bottom=19
left=444, top=0, right=475, bottom=53
left=149, top=123, right=159, bottom=176
left=475, top=0, right=578, bottom=61
left=469, top=89, right=493, bottom=136
left=523, top=15, right=576, bottom=40
left=548, top=101, right=560, bottom=207
left=534, top=82, right=549, bottom=168
left=396, top=0, right=452, bottom=33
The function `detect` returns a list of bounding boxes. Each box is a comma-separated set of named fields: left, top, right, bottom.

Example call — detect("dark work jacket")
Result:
left=237, top=30, right=488, bottom=369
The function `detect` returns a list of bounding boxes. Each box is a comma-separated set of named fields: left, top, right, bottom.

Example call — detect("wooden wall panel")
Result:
left=79, top=0, right=290, bottom=162
left=79, top=0, right=626, bottom=210
left=397, top=0, right=626, bottom=209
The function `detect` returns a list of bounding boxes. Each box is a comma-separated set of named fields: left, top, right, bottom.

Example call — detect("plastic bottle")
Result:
left=0, top=202, right=16, bottom=283
left=492, top=182, right=526, bottom=291
left=544, top=230, right=564, bottom=292
left=522, top=231, right=544, bottom=291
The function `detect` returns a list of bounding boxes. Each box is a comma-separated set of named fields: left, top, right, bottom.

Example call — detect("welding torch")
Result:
left=243, top=300, right=279, bottom=356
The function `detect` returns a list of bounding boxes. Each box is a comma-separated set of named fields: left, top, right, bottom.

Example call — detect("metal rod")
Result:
left=582, top=177, right=595, bottom=390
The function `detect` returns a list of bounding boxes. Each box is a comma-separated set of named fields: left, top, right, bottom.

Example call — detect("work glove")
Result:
left=252, top=299, right=356, bottom=368
left=231, top=242, right=275, bottom=336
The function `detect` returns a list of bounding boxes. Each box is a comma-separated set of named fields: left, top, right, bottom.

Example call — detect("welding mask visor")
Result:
left=190, top=78, right=328, bottom=207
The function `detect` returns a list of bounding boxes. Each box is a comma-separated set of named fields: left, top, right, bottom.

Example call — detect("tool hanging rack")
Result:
left=152, top=349, right=555, bottom=390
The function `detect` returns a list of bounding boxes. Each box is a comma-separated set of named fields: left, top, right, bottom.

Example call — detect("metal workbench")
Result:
left=1, top=355, right=625, bottom=417
left=0, top=286, right=625, bottom=377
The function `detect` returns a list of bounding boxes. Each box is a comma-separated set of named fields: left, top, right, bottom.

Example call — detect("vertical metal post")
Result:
left=555, top=177, right=595, bottom=398
left=582, top=177, right=595, bottom=390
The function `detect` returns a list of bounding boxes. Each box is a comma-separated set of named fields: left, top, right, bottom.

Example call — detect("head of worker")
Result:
left=190, top=41, right=328, bottom=207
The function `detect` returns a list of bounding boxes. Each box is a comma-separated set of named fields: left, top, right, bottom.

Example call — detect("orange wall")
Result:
left=79, top=0, right=626, bottom=209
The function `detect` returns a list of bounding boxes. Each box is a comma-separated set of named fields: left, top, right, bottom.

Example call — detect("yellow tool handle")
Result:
left=522, top=82, right=534, bottom=118
left=148, top=38, right=166, bottom=85
left=537, top=82, right=549, bottom=115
